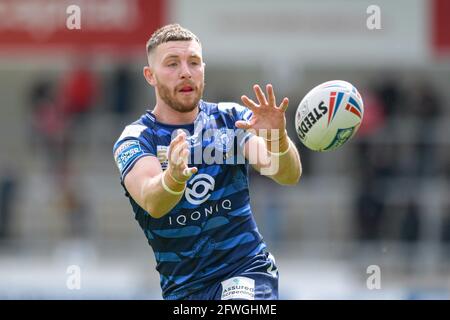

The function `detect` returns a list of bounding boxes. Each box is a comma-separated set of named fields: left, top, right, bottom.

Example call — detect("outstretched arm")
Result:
left=236, top=84, right=302, bottom=185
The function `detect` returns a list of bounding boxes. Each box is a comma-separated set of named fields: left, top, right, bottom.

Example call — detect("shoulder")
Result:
left=202, top=100, right=250, bottom=121
left=113, top=114, right=156, bottom=151
left=219, top=102, right=252, bottom=123
left=115, top=123, right=148, bottom=143
left=217, top=102, right=246, bottom=115
left=113, top=114, right=158, bottom=163
left=112, top=114, right=157, bottom=177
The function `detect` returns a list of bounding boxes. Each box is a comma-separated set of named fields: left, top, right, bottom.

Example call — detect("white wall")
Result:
left=169, top=0, right=430, bottom=67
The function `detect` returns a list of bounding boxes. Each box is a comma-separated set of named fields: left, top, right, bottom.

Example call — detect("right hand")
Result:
left=167, top=130, right=198, bottom=183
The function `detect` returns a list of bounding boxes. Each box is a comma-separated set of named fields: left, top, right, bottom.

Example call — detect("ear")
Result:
left=143, top=66, right=157, bottom=87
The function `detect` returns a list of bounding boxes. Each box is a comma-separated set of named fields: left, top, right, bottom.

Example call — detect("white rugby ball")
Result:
left=295, top=80, right=364, bottom=151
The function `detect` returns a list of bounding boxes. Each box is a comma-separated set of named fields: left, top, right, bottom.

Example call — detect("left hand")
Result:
left=235, top=84, right=289, bottom=141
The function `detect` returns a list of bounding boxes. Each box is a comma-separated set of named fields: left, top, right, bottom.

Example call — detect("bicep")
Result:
left=123, top=155, right=162, bottom=209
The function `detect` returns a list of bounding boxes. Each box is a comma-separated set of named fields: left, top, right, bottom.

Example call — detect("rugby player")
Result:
left=113, top=24, right=302, bottom=300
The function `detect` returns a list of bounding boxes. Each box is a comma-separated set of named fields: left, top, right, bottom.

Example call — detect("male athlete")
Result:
left=113, top=24, right=302, bottom=300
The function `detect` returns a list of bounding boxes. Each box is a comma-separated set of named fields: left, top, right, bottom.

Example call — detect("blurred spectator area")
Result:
left=0, top=61, right=449, bottom=254
left=0, top=55, right=449, bottom=299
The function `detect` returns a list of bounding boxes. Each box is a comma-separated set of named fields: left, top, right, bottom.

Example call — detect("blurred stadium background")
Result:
left=0, top=0, right=450, bottom=299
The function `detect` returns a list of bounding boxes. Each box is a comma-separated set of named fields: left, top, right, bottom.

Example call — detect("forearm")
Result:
left=265, top=134, right=302, bottom=185
left=141, top=169, right=185, bottom=218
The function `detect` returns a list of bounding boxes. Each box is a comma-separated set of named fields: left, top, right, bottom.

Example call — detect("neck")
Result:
left=152, top=101, right=200, bottom=125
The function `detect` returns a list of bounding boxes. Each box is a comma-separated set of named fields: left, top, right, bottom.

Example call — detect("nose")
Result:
left=179, top=61, right=192, bottom=79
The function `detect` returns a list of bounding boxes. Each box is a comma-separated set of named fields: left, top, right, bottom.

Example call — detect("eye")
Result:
left=167, top=62, right=177, bottom=67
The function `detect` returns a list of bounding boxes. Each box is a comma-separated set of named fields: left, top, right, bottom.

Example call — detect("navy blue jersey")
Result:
left=113, top=100, right=268, bottom=300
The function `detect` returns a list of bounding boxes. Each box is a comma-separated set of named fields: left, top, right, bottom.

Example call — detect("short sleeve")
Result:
left=113, top=124, right=156, bottom=180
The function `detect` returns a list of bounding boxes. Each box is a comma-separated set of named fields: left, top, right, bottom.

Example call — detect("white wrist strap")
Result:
left=262, top=130, right=288, bottom=142
left=168, top=169, right=186, bottom=185
left=162, top=171, right=186, bottom=195
left=267, top=140, right=291, bottom=156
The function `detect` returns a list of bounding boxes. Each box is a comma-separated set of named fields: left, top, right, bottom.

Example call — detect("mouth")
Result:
left=178, top=85, right=194, bottom=94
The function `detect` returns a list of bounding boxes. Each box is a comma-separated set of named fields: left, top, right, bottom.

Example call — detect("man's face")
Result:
left=149, top=40, right=205, bottom=113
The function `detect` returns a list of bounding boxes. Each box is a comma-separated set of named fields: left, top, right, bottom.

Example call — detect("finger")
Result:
left=253, top=84, right=268, bottom=106
left=182, top=167, right=198, bottom=178
left=178, top=142, right=189, bottom=158
left=171, top=131, right=188, bottom=152
left=173, top=129, right=186, bottom=142
left=235, top=120, right=252, bottom=130
left=180, top=147, right=190, bottom=163
left=168, top=131, right=186, bottom=156
left=170, top=141, right=188, bottom=166
left=168, top=136, right=183, bottom=158
left=266, top=84, right=276, bottom=107
left=278, top=97, right=289, bottom=112
left=241, top=95, right=258, bottom=111
left=177, top=130, right=187, bottom=144
left=168, top=147, right=182, bottom=166
left=171, top=133, right=183, bottom=146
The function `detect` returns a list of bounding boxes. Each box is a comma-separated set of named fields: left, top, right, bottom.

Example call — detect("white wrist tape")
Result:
left=267, top=140, right=291, bottom=156
left=168, top=169, right=185, bottom=185
left=162, top=171, right=186, bottom=195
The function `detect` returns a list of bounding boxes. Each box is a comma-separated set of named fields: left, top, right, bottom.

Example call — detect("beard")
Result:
left=156, top=78, right=204, bottom=113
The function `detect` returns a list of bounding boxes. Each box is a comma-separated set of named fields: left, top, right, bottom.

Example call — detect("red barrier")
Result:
left=0, top=0, right=165, bottom=54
